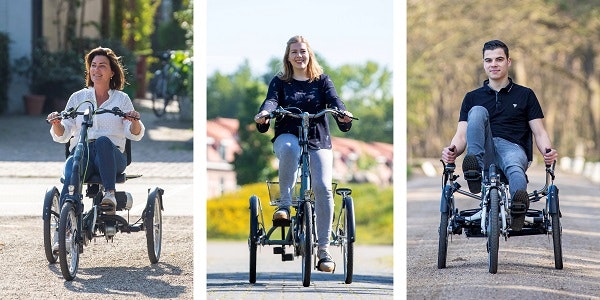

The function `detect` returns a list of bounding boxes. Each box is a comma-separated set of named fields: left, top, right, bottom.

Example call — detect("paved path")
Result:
left=407, top=166, right=600, bottom=299
left=206, top=241, right=394, bottom=299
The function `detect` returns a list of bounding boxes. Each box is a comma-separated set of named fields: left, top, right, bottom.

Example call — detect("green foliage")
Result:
left=408, top=0, right=600, bottom=160
left=121, top=0, right=159, bottom=52
left=155, top=20, right=188, bottom=52
left=233, top=81, right=275, bottom=185
left=0, top=32, right=9, bottom=114
left=169, top=50, right=193, bottom=97
left=13, top=39, right=85, bottom=100
left=174, top=0, right=193, bottom=49
left=207, top=183, right=393, bottom=245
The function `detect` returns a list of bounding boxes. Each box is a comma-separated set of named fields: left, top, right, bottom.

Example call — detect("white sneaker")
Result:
left=52, top=233, right=59, bottom=253
left=317, top=248, right=335, bottom=272
left=101, top=191, right=117, bottom=215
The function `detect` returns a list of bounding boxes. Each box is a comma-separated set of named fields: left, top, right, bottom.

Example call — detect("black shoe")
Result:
left=510, top=189, right=529, bottom=231
left=462, top=154, right=482, bottom=193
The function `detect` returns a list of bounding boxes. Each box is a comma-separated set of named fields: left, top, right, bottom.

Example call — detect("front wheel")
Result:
left=43, top=187, right=60, bottom=263
left=301, top=201, right=313, bottom=287
left=487, top=189, right=500, bottom=274
left=437, top=212, right=449, bottom=269
left=342, top=196, right=355, bottom=284
left=249, top=196, right=259, bottom=283
left=551, top=213, right=563, bottom=269
left=58, top=201, right=79, bottom=281
left=145, top=188, right=163, bottom=264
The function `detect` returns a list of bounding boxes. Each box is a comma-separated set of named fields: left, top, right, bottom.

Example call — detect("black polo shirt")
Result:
left=459, top=78, right=544, bottom=162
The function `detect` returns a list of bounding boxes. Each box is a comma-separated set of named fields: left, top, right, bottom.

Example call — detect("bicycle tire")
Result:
left=488, top=189, right=500, bottom=274
left=59, top=201, right=79, bottom=281
left=437, top=212, right=449, bottom=269
left=301, top=201, right=313, bottom=287
left=249, top=196, right=259, bottom=283
left=43, top=186, right=60, bottom=264
left=342, top=196, right=355, bottom=284
left=551, top=213, right=563, bottom=269
left=145, top=187, right=163, bottom=264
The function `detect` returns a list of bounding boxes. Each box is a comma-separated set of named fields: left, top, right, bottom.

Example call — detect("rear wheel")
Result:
left=487, top=189, right=500, bottom=274
left=43, top=187, right=60, bottom=263
left=437, top=212, right=449, bottom=269
left=551, top=213, right=563, bottom=269
left=59, top=202, right=79, bottom=281
left=249, top=196, right=259, bottom=283
left=145, top=188, right=163, bottom=263
left=301, top=201, right=313, bottom=287
left=342, top=196, right=355, bottom=284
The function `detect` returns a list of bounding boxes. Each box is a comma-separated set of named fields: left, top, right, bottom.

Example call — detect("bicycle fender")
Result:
left=440, top=185, right=453, bottom=213
left=547, top=185, right=560, bottom=214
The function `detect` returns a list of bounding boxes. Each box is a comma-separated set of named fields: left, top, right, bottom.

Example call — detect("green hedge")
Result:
left=207, top=182, right=394, bottom=245
left=0, top=32, right=9, bottom=114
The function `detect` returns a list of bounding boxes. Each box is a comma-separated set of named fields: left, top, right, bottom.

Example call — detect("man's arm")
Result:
left=529, top=118, right=558, bottom=165
left=442, top=121, right=468, bottom=163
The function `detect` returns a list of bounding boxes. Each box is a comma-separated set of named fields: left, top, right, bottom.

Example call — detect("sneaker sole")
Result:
left=511, top=190, right=529, bottom=231
left=462, top=155, right=482, bottom=193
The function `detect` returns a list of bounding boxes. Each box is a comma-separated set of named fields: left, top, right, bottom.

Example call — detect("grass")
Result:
left=206, top=182, right=393, bottom=245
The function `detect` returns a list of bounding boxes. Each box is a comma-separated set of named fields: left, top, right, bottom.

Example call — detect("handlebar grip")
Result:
left=545, top=148, right=552, bottom=168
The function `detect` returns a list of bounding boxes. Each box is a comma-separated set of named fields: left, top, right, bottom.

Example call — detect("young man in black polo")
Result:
left=441, top=40, right=558, bottom=231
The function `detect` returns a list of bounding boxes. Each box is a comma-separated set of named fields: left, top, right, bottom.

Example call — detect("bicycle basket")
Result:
left=266, top=181, right=337, bottom=207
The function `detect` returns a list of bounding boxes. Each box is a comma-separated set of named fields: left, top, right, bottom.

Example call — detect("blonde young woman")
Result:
left=254, top=36, right=353, bottom=272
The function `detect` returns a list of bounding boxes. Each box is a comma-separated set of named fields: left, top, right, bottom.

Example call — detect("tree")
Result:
left=233, top=81, right=275, bottom=185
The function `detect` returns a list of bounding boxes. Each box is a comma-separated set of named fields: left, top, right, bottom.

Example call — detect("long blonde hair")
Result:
left=279, top=35, right=323, bottom=82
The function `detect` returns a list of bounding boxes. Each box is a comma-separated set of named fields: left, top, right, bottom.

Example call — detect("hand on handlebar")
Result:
left=46, top=112, right=62, bottom=125
left=544, top=148, right=557, bottom=167
left=335, top=110, right=354, bottom=123
left=123, top=110, right=141, bottom=122
left=254, top=110, right=270, bottom=124
left=441, top=145, right=457, bottom=164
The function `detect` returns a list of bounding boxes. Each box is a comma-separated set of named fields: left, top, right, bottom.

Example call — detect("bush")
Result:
left=0, top=32, right=9, bottom=114
left=207, top=182, right=393, bottom=245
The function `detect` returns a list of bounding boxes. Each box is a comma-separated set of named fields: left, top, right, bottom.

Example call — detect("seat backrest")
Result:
left=65, top=138, right=132, bottom=166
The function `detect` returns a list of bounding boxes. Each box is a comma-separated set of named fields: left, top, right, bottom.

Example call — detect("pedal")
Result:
left=282, top=253, right=294, bottom=261
left=273, top=247, right=284, bottom=254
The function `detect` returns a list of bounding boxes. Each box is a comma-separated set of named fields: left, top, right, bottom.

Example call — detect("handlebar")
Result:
left=269, top=107, right=358, bottom=121
left=47, top=104, right=139, bottom=124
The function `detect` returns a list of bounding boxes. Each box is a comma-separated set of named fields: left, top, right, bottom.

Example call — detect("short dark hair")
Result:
left=482, top=40, right=509, bottom=58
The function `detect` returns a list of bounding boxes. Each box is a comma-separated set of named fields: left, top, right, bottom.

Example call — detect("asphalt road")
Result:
left=206, top=241, right=394, bottom=299
left=407, top=166, right=600, bottom=299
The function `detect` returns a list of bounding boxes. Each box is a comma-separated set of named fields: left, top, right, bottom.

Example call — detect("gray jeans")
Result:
left=466, top=106, right=529, bottom=196
left=274, top=133, right=334, bottom=249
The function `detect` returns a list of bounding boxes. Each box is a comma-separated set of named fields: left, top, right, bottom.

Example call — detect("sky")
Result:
left=206, top=0, right=394, bottom=76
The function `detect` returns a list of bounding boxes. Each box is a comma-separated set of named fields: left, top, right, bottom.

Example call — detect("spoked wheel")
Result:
left=341, top=196, right=355, bottom=284
left=301, top=201, right=313, bottom=287
left=437, top=212, right=450, bottom=269
left=487, top=188, right=500, bottom=274
left=145, top=188, right=163, bottom=264
left=551, top=212, right=563, bottom=269
left=58, top=201, right=79, bottom=281
left=151, top=92, right=169, bottom=117
left=43, top=187, right=60, bottom=263
left=248, top=196, right=260, bottom=283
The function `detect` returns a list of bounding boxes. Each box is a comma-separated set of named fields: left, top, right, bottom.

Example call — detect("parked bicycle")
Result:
left=43, top=100, right=164, bottom=281
left=248, top=107, right=358, bottom=287
left=148, top=51, right=183, bottom=117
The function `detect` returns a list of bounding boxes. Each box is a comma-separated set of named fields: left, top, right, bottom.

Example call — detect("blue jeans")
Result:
left=274, top=133, right=334, bottom=249
left=466, top=106, right=529, bottom=197
left=61, top=136, right=127, bottom=202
